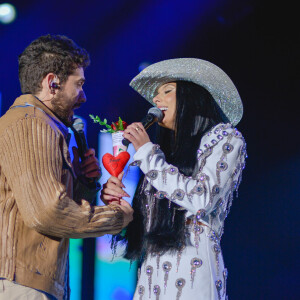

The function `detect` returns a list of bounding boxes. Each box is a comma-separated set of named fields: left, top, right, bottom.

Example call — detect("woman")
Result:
left=101, top=58, right=247, bottom=300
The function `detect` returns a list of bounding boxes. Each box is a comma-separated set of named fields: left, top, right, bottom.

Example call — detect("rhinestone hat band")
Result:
left=129, top=58, right=243, bottom=126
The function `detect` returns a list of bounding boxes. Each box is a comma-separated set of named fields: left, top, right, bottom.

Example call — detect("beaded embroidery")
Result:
left=193, top=209, right=206, bottom=252
left=215, top=280, right=223, bottom=300
left=156, top=253, right=161, bottom=276
left=137, top=285, right=145, bottom=300
left=213, top=244, right=221, bottom=275
left=146, top=170, right=158, bottom=180
left=223, top=268, right=228, bottom=297
left=150, top=145, right=160, bottom=162
left=190, top=257, right=203, bottom=288
left=162, top=261, right=172, bottom=293
left=154, top=191, right=167, bottom=200
left=162, top=166, right=179, bottom=184
left=171, top=189, right=185, bottom=201
left=176, top=245, right=185, bottom=272
left=191, top=183, right=205, bottom=196
left=128, top=123, right=247, bottom=300
left=175, top=278, right=186, bottom=300
left=153, top=285, right=161, bottom=300
left=130, top=160, right=141, bottom=167
left=146, top=265, right=153, bottom=297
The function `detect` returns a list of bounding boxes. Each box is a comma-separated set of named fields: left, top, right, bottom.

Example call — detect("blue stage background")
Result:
left=0, top=1, right=299, bottom=299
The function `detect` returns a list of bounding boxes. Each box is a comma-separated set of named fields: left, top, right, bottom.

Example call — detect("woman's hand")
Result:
left=100, top=172, right=130, bottom=205
left=123, top=122, right=151, bottom=151
left=116, top=199, right=134, bottom=228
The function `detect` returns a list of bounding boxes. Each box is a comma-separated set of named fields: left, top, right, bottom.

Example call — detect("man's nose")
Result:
left=79, top=90, right=86, bottom=103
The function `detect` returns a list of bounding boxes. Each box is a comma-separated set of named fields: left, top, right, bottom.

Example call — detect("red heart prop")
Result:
left=102, top=152, right=130, bottom=177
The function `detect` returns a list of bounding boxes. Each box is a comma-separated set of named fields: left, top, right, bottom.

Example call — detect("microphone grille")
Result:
left=73, top=117, right=85, bottom=131
left=148, top=107, right=164, bottom=122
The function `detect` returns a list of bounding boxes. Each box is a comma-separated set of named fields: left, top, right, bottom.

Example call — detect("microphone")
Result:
left=122, top=107, right=164, bottom=147
left=71, top=118, right=100, bottom=188
left=72, top=117, right=88, bottom=161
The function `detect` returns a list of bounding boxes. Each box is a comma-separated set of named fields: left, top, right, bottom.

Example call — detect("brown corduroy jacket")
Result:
left=0, top=95, right=124, bottom=299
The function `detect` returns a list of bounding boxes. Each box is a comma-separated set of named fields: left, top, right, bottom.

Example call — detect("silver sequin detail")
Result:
left=130, top=160, right=141, bottom=167
left=216, top=198, right=224, bottom=207
left=193, top=223, right=204, bottom=253
left=176, top=246, right=185, bottom=272
left=209, top=230, right=220, bottom=244
left=213, top=244, right=221, bottom=275
left=146, top=265, right=153, bottom=297
left=196, top=173, right=209, bottom=181
left=213, top=244, right=221, bottom=254
left=138, top=285, right=145, bottom=300
left=191, top=184, right=205, bottom=196
left=196, top=209, right=206, bottom=220
left=193, top=210, right=206, bottom=252
left=156, top=253, right=161, bottom=276
left=175, top=278, right=186, bottom=300
left=223, top=268, right=228, bottom=297
left=212, top=185, right=220, bottom=195
left=154, top=191, right=167, bottom=200
left=190, top=257, right=203, bottom=288
left=171, top=189, right=185, bottom=201
left=150, top=145, right=160, bottom=159
left=222, top=130, right=229, bottom=136
left=153, top=285, right=161, bottom=300
left=234, top=130, right=242, bottom=137
left=203, top=147, right=212, bottom=157
left=162, top=261, right=172, bottom=271
left=165, top=166, right=178, bottom=175
left=146, top=170, right=158, bottom=180
left=215, top=280, right=223, bottom=300
left=197, top=149, right=203, bottom=155
left=191, top=257, right=203, bottom=267
left=162, top=261, right=172, bottom=293
left=217, top=161, right=228, bottom=171
left=223, top=143, right=234, bottom=154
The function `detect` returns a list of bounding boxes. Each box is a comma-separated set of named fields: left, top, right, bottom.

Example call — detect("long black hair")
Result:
left=123, top=81, right=228, bottom=261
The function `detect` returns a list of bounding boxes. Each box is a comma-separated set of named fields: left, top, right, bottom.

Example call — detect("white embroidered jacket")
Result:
left=132, top=123, right=247, bottom=242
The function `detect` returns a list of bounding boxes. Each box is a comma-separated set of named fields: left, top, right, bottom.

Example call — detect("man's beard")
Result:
left=51, top=92, right=76, bottom=126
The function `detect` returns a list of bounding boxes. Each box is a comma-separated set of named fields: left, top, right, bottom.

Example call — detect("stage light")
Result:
left=139, top=61, right=150, bottom=72
left=0, top=3, right=17, bottom=24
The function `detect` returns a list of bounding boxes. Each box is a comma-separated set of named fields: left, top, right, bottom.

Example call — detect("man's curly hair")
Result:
left=18, top=34, right=90, bottom=94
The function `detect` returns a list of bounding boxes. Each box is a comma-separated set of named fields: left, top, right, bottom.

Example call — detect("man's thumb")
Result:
left=72, top=146, right=79, bottom=163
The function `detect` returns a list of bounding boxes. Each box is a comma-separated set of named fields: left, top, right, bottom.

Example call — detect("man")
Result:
left=0, top=34, right=133, bottom=300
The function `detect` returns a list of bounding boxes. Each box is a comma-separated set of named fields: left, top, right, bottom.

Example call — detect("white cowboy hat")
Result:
left=129, top=58, right=243, bottom=126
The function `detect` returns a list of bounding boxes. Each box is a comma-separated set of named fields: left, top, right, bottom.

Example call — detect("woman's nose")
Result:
left=153, top=95, right=160, bottom=104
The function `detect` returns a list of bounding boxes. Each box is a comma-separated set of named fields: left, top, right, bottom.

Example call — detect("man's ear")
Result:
left=48, top=73, right=60, bottom=90
left=40, top=73, right=60, bottom=95
left=36, top=73, right=60, bottom=101
left=40, top=73, right=53, bottom=90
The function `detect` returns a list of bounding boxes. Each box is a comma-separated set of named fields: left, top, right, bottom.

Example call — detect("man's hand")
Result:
left=72, top=147, right=101, bottom=181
